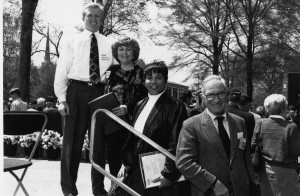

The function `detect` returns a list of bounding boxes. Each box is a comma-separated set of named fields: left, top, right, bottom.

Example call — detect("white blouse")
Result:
left=134, top=91, right=165, bottom=133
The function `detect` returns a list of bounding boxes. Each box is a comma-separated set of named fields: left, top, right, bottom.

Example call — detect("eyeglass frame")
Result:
left=203, top=92, right=227, bottom=101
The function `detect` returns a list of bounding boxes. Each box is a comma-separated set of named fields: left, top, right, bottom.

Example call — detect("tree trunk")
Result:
left=213, top=52, right=220, bottom=75
left=17, top=0, right=39, bottom=101
left=246, top=32, right=254, bottom=99
left=99, top=0, right=112, bottom=35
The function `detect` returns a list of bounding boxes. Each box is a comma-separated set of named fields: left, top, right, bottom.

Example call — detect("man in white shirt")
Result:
left=54, top=3, right=113, bottom=196
left=9, top=88, right=27, bottom=111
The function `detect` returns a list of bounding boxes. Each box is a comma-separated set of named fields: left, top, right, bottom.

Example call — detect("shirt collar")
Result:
left=83, top=29, right=100, bottom=37
left=148, top=89, right=165, bottom=100
left=269, top=115, right=285, bottom=120
left=206, top=108, right=227, bottom=121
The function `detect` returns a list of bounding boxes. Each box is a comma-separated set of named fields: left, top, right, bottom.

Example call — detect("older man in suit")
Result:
left=176, top=75, right=257, bottom=196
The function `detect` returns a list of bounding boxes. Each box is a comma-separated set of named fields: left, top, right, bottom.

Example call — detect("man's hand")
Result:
left=134, top=59, right=145, bottom=69
left=213, top=180, right=229, bottom=196
left=152, top=176, right=172, bottom=188
left=112, top=105, right=128, bottom=116
left=58, top=101, right=70, bottom=116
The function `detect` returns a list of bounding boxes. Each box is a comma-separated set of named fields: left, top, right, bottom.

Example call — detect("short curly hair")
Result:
left=264, top=94, right=287, bottom=115
left=111, top=37, right=140, bottom=63
left=144, top=61, right=168, bottom=82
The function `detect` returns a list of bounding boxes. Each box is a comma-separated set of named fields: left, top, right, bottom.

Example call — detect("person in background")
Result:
left=36, top=97, right=46, bottom=112
left=46, top=96, right=58, bottom=108
left=240, top=94, right=261, bottom=123
left=179, top=89, right=194, bottom=117
left=104, top=36, right=148, bottom=195
left=3, top=100, right=9, bottom=111
left=251, top=94, right=300, bottom=196
left=27, top=100, right=38, bottom=111
left=7, top=98, right=13, bottom=111
left=256, top=106, right=268, bottom=118
left=226, top=89, right=256, bottom=146
left=9, top=88, right=27, bottom=111
left=285, top=105, right=300, bottom=128
left=44, top=96, right=59, bottom=113
left=176, top=75, right=257, bottom=196
left=116, top=61, right=189, bottom=196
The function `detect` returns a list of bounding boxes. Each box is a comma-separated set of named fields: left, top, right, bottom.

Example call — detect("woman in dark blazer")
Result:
left=115, top=61, right=189, bottom=196
left=252, top=94, right=300, bottom=196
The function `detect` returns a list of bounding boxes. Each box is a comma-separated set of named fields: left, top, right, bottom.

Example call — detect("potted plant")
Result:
left=82, top=132, right=90, bottom=162
left=41, top=130, right=62, bottom=160
left=19, top=132, right=41, bottom=158
left=3, top=135, right=19, bottom=156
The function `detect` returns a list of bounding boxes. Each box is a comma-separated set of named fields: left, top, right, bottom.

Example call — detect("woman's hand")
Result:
left=152, top=176, right=172, bottom=188
left=117, top=164, right=127, bottom=178
left=112, top=105, right=128, bottom=116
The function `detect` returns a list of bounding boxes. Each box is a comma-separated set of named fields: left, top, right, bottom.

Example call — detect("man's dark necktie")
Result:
left=89, top=33, right=100, bottom=84
left=216, top=116, right=231, bottom=159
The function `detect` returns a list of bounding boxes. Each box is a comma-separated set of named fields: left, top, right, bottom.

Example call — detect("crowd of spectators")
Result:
left=3, top=87, right=58, bottom=113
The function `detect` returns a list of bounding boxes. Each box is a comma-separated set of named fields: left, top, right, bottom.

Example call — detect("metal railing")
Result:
left=89, top=109, right=176, bottom=196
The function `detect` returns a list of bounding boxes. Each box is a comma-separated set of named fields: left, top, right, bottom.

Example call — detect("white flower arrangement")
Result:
left=4, top=135, right=20, bottom=145
left=19, top=132, right=39, bottom=148
left=41, top=130, right=62, bottom=150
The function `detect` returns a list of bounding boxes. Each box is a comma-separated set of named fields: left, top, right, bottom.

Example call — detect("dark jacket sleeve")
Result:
left=161, top=102, right=188, bottom=181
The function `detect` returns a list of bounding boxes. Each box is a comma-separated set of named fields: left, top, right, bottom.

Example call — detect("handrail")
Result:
left=90, top=109, right=176, bottom=196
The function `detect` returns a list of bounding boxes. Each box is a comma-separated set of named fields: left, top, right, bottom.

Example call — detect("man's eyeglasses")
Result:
left=204, top=92, right=227, bottom=101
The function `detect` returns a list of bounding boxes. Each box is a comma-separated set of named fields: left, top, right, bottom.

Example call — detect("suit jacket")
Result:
left=226, top=105, right=255, bottom=145
left=121, top=91, right=189, bottom=195
left=176, top=110, right=256, bottom=196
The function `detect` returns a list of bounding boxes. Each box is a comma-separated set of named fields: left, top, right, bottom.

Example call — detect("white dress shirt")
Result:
left=54, top=29, right=115, bottom=102
left=134, top=91, right=165, bottom=133
left=206, top=108, right=230, bottom=138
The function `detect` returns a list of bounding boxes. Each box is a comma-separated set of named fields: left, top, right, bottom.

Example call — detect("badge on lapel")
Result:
left=237, top=132, right=246, bottom=150
left=101, top=54, right=110, bottom=61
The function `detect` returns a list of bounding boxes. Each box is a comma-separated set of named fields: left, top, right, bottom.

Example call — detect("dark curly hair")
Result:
left=144, top=61, right=168, bottom=82
left=111, top=37, right=140, bottom=63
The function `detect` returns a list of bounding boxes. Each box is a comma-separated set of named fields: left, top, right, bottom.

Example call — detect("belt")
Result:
left=69, top=79, right=105, bottom=87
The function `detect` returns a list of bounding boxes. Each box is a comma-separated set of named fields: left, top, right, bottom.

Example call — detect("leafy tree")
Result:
left=261, top=0, right=300, bottom=56
left=3, top=0, right=21, bottom=101
left=149, top=0, right=231, bottom=78
left=222, top=0, right=273, bottom=99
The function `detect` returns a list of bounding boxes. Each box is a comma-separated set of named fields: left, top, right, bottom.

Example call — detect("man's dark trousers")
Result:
left=61, top=82, right=105, bottom=195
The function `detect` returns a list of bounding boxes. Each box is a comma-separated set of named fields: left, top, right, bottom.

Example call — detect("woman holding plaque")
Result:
left=104, top=36, right=148, bottom=195
left=115, top=61, right=189, bottom=196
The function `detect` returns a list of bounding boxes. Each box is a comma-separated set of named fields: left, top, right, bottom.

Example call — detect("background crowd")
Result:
left=3, top=87, right=59, bottom=113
